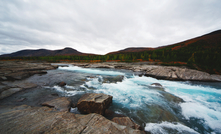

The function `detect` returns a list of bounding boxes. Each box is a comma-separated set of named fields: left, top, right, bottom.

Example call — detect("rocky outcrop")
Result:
left=77, top=93, right=113, bottom=115
left=0, top=61, right=58, bottom=81
left=41, top=97, right=71, bottom=112
left=143, top=65, right=221, bottom=82
left=112, top=117, right=142, bottom=130
left=73, top=62, right=221, bottom=82
left=0, top=81, right=38, bottom=100
left=0, top=61, right=58, bottom=99
left=0, top=88, right=22, bottom=99
left=0, top=105, right=144, bottom=134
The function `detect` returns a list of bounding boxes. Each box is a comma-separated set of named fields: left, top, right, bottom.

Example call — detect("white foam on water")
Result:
left=52, top=85, right=83, bottom=96
left=145, top=122, right=199, bottom=134
left=156, top=79, right=221, bottom=133
left=84, top=75, right=165, bottom=108
left=57, top=66, right=221, bottom=133
left=58, top=65, right=125, bottom=76
left=180, top=102, right=221, bottom=132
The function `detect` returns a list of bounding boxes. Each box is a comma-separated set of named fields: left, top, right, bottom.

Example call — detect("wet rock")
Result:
left=58, top=81, right=66, bottom=87
left=77, top=93, right=113, bottom=115
left=0, top=105, right=144, bottom=134
left=151, top=83, right=163, bottom=88
left=147, top=105, right=179, bottom=122
left=71, top=103, right=77, bottom=108
left=16, top=98, right=27, bottom=102
left=41, top=97, right=71, bottom=112
left=51, top=93, right=59, bottom=96
left=103, top=75, right=124, bottom=83
left=0, top=88, right=22, bottom=100
left=161, top=92, right=184, bottom=103
left=112, top=117, right=142, bottom=131
left=105, top=109, right=115, bottom=117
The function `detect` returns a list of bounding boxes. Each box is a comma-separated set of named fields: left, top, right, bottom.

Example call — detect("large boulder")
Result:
left=41, top=97, right=71, bottom=112
left=0, top=105, right=144, bottom=134
left=77, top=93, right=113, bottom=115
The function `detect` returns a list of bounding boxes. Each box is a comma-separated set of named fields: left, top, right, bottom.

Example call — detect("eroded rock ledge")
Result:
left=0, top=61, right=58, bottom=100
left=0, top=61, right=58, bottom=81
left=0, top=105, right=144, bottom=134
left=72, top=62, right=221, bottom=82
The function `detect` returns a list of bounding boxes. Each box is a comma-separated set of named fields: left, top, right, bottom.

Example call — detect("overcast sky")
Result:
left=0, top=0, right=220, bottom=55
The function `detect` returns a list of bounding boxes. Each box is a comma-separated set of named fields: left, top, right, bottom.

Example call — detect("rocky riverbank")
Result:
left=0, top=61, right=219, bottom=133
left=0, top=61, right=58, bottom=99
left=0, top=61, right=146, bottom=133
left=72, top=62, right=221, bottom=82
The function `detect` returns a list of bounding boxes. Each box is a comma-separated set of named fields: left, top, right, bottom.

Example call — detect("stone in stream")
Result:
left=151, top=83, right=163, bottom=88
left=103, top=75, right=124, bottom=83
left=0, top=105, right=144, bottom=134
left=41, top=97, right=71, bottom=112
left=58, top=81, right=66, bottom=87
left=161, top=92, right=184, bottom=104
left=77, top=93, right=113, bottom=115
left=147, top=105, right=179, bottom=122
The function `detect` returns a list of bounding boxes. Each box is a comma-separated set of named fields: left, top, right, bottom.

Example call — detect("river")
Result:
left=2, top=64, right=221, bottom=134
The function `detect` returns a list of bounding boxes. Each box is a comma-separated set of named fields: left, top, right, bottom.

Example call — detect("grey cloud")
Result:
left=0, top=0, right=221, bottom=55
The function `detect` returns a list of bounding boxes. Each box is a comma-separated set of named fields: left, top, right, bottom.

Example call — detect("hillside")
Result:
left=107, top=47, right=154, bottom=55
left=104, top=30, right=221, bottom=74
left=0, top=47, right=93, bottom=57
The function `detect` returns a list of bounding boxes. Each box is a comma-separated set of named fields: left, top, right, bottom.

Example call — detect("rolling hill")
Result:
left=0, top=47, right=93, bottom=57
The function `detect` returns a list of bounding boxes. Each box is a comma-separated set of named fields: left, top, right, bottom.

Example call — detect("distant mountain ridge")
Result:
left=1, top=30, right=220, bottom=57
left=0, top=47, right=93, bottom=57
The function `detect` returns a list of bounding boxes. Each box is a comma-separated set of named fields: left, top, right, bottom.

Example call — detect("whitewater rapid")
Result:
left=56, top=65, right=221, bottom=134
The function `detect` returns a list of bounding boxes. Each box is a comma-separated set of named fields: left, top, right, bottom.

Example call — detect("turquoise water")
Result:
left=57, top=65, right=221, bottom=134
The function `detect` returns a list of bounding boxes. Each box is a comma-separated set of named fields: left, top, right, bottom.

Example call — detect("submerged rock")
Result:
left=147, top=105, right=179, bottom=122
left=161, top=92, right=184, bottom=104
left=151, top=83, right=163, bottom=88
left=77, top=93, right=113, bottom=115
left=0, top=105, right=143, bottom=134
left=58, top=81, right=66, bottom=87
left=103, top=75, right=125, bottom=83
left=41, top=97, right=71, bottom=112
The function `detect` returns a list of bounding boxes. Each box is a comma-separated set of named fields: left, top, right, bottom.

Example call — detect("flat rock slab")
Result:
left=0, top=61, right=58, bottom=81
left=41, top=97, right=71, bottom=112
left=0, top=88, right=22, bottom=100
left=0, top=105, right=144, bottom=134
left=77, top=93, right=113, bottom=115
left=112, top=117, right=142, bottom=130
